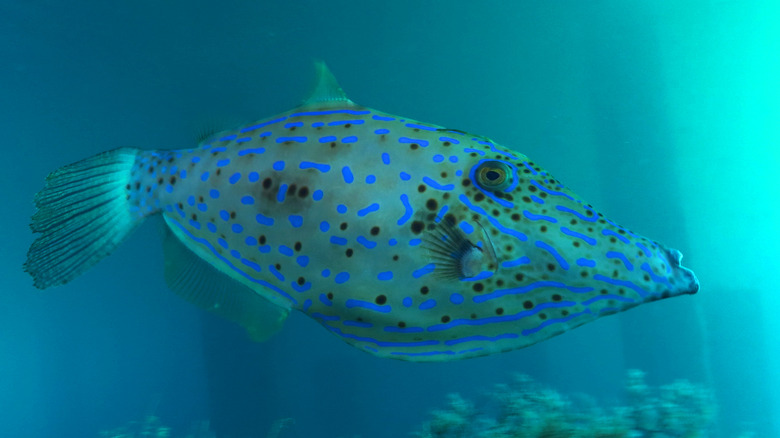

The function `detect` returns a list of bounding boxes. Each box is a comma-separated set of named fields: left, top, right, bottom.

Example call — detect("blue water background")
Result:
left=1, top=1, right=777, bottom=437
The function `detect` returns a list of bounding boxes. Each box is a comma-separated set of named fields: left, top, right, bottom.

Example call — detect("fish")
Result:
left=24, top=62, right=699, bottom=361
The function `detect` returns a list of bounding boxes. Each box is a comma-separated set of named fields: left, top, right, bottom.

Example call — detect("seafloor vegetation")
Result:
left=411, top=370, right=717, bottom=438
left=99, top=370, right=724, bottom=438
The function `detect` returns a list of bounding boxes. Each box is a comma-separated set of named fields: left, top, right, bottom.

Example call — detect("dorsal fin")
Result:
left=303, top=61, right=353, bottom=107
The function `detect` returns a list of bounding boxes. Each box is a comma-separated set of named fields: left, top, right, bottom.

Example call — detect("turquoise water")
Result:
left=2, top=1, right=778, bottom=437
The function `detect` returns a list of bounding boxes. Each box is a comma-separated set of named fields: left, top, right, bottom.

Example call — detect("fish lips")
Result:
left=664, top=247, right=700, bottom=295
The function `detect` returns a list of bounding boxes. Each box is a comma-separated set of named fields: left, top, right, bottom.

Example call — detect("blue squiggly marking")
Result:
left=422, top=176, right=454, bottom=191
left=636, top=242, right=654, bottom=257
left=413, top=263, right=436, bottom=278
left=418, top=299, right=437, bottom=310
left=398, top=137, right=429, bottom=147
left=328, top=119, right=365, bottom=126
left=458, top=221, right=474, bottom=234
left=398, top=194, right=413, bottom=225
left=524, top=211, right=558, bottom=223
left=555, top=205, right=598, bottom=222
left=255, top=214, right=274, bottom=226
left=330, top=236, right=347, bottom=245
left=357, top=236, right=377, bottom=249
left=345, top=299, right=389, bottom=313
left=593, top=274, right=648, bottom=298
left=536, top=240, right=569, bottom=270
left=474, top=281, right=593, bottom=304
left=405, top=123, right=436, bottom=131
left=501, top=256, right=531, bottom=268
left=239, top=116, right=287, bottom=133
left=607, top=251, right=634, bottom=271
left=377, top=271, right=393, bottom=281
left=288, top=215, right=303, bottom=228
left=560, top=227, right=597, bottom=245
left=238, top=148, right=266, bottom=156
left=463, top=148, right=485, bottom=156
left=577, top=258, right=597, bottom=267
left=276, top=183, right=288, bottom=202
left=357, top=203, right=379, bottom=217
left=602, top=229, right=630, bottom=244
left=641, top=262, right=671, bottom=286
left=299, top=161, right=331, bottom=172
left=342, top=166, right=354, bottom=183
left=333, top=272, right=349, bottom=284
left=439, top=136, right=459, bottom=144
left=530, top=180, right=574, bottom=200
left=268, top=265, right=285, bottom=281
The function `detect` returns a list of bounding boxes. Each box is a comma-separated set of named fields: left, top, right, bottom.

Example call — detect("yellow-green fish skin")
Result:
left=25, top=63, right=699, bottom=362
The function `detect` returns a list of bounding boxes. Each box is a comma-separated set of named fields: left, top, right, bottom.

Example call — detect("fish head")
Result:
left=410, top=136, right=699, bottom=356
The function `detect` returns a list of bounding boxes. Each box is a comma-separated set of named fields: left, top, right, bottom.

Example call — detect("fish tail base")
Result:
left=25, top=147, right=146, bottom=288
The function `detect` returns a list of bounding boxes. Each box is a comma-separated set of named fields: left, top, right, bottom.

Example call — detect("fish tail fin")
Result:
left=25, top=147, right=148, bottom=289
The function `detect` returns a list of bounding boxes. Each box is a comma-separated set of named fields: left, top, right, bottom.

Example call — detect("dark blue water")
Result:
left=2, top=1, right=777, bottom=437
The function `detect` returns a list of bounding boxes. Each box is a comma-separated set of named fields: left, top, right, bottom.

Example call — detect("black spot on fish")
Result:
left=418, top=184, right=426, bottom=193
left=523, top=300, right=533, bottom=309
left=345, top=248, right=353, bottom=257
left=426, top=199, right=438, bottom=211
left=441, top=315, right=450, bottom=323
left=370, top=226, right=380, bottom=236
left=410, top=221, right=424, bottom=234
left=340, top=222, right=348, bottom=230
left=420, top=286, right=429, bottom=295
left=263, top=178, right=273, bottom=189
left=375, top=295, right=387, bottom=305
left=473, top=283, right=484, bottom=292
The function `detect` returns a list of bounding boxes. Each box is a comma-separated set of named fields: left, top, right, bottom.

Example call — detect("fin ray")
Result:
left=25, top=148, right=145, bottom=288
left=162, top=224, right=289, bottom=342
left=303, top=61, right=352, bottom=106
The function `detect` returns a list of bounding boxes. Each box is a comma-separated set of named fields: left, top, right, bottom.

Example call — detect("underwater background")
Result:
left=1, top=1, right=778, bottom=437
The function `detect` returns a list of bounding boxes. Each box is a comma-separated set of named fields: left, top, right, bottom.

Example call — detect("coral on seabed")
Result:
left=412, top=370, right=717, bottom=438
left=97, top=416, right=214, bottom=438
left=98, top=416, right=294, bottom=438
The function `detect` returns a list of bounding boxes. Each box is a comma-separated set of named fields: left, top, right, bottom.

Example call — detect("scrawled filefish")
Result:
left=25, top=62, right=699, bottom=361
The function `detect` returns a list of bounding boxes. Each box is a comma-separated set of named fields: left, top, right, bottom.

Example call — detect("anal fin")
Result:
left=161, top=225, right=289, bottom=342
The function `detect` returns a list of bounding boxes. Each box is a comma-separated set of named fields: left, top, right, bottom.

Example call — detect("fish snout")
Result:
left=663, top=247, right=700, bottom=295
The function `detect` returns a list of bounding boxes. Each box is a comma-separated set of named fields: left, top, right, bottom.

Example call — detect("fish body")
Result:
left=25, top=63, right=699, bottom=361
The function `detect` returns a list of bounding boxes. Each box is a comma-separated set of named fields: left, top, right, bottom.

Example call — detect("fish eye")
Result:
left=474, top=161, right=512, bottom=191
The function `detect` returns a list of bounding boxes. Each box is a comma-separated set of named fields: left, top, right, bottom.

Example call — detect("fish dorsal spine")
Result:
left=302, top=61, right=355, bottom=108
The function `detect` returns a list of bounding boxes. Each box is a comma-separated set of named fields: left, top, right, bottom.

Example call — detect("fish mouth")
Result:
left=664, top=248, right=700, bottom=295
